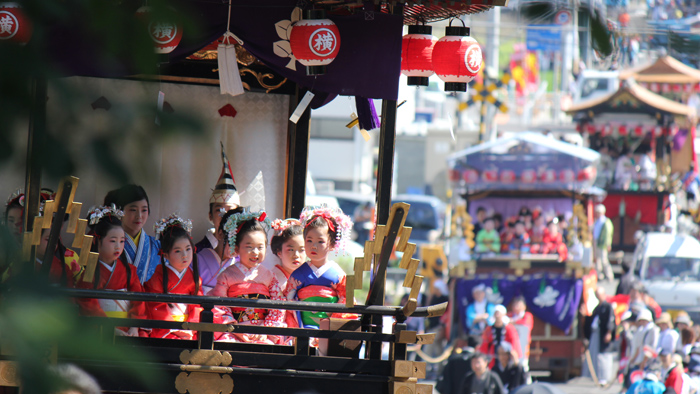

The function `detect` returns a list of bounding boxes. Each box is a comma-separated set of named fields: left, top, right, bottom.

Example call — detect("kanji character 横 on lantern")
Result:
left=136, top=6, right=183, bottom=54
left=463, top=169, right=479, bottom=184
left=401, top=25, right=437, bottom=86
left=521, top=169, right=536, bottom=184
left=0, top=3, right=32, bottom=45
left=431, top=24, right=481, bottom=92
left=289, top=9, right=340, bottom=76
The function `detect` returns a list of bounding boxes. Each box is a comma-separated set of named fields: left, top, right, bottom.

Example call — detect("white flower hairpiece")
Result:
left=222, top=209, right=271, bottom=249
left=154, top=213, right=193, bottom=240
left=6, top=189, right=24, bottom=207
left=87, top=204, right=124, bottom=225
left=271, top=218, right=302, bottom=235
left=299, top=205, right=353, bottom=251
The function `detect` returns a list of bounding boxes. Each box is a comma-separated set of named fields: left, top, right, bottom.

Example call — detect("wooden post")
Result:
left=284, top=85, right=311, bottom=219
left=23, top=78, right=48, bottom=236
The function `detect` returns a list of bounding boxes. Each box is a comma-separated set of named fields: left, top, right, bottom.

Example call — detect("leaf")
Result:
left=590, top=12, right=612, bottom=57
left=286, top=56, right=297, bottom=71
left=291, top=7, right=302, bottom=23
left=273, top=40, right=293, bottom=58
left=275, top=20, right=292, bottom=40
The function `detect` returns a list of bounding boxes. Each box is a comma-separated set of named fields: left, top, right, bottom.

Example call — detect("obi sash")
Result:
left=99, top=289, right=130, bottom=318
left=227, top=283, right=270, bottom=323
left=297, top=285, right=339, bottom=328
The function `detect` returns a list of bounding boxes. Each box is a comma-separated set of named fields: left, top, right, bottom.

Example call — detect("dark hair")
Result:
left=87, top=213, right=130, bottom=290
left=40, top=227, right=71, bottom=287
left=476, top=207, right=486, bottom=213
left=219, top=208, right=267, bottom=250
left=271, top=223, right=304, bottom=255
left=471, top=351, right=488, bottom=362
left=159, top=225, right=199, bottom=295
left=104, top=184, right=150, bottom=211
left=48, top=364, right=101, bottom=394
left=493, top=213, right=503, bottom=223
left=483, top=217, right=494, bottom=224
left=511, top=295, right=526, bottom=305
left=682, top=327, right=696, bottom=346
left=304, top=215, right=340, bottom=248
left=4, top=198, right=22, bottom=222
left=514, top=221, right=525, bottom=226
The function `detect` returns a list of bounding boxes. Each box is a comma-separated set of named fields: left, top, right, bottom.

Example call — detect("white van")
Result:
left=632, top=232, right=700, bottom=313
left=573, top=70, right=619, bottom=104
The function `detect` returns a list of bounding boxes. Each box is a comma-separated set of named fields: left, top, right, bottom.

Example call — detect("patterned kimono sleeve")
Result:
left=335, top=274, right=347, bottom=306
left=285, top=273, right=303, bottom=301
left=209, top=269, right=232, bottom=298
left=128, top=268, right=148, bottom=320
left=263, top=277, right=287, bottom=328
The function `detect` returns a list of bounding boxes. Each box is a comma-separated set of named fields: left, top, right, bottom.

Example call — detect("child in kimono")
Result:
left=104, top=185, right=160, bottom=283
left=210, top=209, right=285, bottom=343
left=198, top=206, right=244, bottom=295
left=144, top=214, right=202, bottom=340
left=286, top=206, right=354, bottom=330
left=270, top=219, right=306, bottom=329
left=75, top=205, right=146, bottom=337
left=35, top=227, right=83, bottom=287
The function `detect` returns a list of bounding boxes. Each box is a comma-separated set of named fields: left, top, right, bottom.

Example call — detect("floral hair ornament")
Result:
left=300, top=205, right=353, bottom=250
left=154, top=213, right=193, bottom=240
left=87, top=204, right=124, bottom=226
left=222, top=209, right=271, bottom=249
left=6, top=189, right=24, bottom=207
left=271, top=218, right=302, bottom=235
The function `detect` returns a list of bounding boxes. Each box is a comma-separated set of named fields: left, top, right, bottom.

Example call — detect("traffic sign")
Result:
left=526, top=25, right=561, bottom=52
left=554, top=10, right=572, bottom=25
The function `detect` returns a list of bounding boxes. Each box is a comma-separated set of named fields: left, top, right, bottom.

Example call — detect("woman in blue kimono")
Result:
left=104, top=184, right=160, bottom=283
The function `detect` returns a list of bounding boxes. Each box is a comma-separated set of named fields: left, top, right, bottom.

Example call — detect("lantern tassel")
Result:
left=218, top=0, right=245, bottom=97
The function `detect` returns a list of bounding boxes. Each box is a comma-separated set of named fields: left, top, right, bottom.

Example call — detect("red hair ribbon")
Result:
left=305, top=213, right=336, bottom=232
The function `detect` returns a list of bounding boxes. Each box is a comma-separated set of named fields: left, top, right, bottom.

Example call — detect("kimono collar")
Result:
left=165, top=262, right=188, bottom=280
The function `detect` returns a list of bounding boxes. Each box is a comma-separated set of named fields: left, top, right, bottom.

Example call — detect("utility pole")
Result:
left=484, top=7, right=500, bottom=141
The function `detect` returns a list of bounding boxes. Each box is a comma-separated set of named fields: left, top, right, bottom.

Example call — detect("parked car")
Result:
left=631, top=232, right=700, bottom=320
left=391, top=194, right=446, bottom=254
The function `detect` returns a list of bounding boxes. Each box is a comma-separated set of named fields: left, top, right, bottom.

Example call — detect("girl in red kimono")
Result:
left=144, top=214, right=202, bottom=340
left=210, top=209, right=284, bottom=344
left=75, top=205, right=146, bottom=336
left=270, top=218, right=306, bottom=330
left=35, top=227, right=83, bottom=287
left=541, top=219, right=568, bottom=262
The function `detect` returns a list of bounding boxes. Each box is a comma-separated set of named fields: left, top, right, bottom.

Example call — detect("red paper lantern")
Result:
left=483, top=169, right=498, bottom=182
left=431, top=26, right=481, bottom=92
left=500, top=169, right=516, bottom=183
left=618, top=125, right=628, bottom=136
left=0, top=3, right=32, bottom=45
left=653, top=126, right=663, bottom=137
left=401, top=25, right=437, bottom=87
left=521, top=169, right=536, bottom=184
left=541, top=169, right=556, bottom=183
left=585, top=124, right=596, bottom=134
left=290, top=9, right=340, bottom=76
left=136, top=6, right=183, bottom=54
left=449, top=169, right=461, bottom=182
left=463, top=169, right=479, bottom=183
left=560, top=169, right=575, bottom=183
left=577, top=167, right=595, bottom=181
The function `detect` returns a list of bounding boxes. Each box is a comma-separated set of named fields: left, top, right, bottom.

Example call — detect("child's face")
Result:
left=98, top=227, right=125, bottom=264
left=277, top=235, right=306, bottom=275
left=167, top=237, right=193, bottom=273
left=548, top=223, right=558, bottom=234
left=305, top=226, right=332, bottom=267
left=515, top=224, right=525, bottom=235
left=37, top=229, right=50, bottom=259
left=235, top=231, right=267, bottom=269
left=210, top=203, right=237, bottom=230
left=6, top=206, right=23, bottom=240
left=121, top=199, right=149, bottom=237
left=484, top=220, right=494, bottom=231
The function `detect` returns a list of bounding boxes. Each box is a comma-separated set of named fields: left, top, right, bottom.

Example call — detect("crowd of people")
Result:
left=1, top=147, right=357, bottom=344
left=471, top=206, right=570, bottom=262
left=437, top=286, right=534, bottom=394
left=595, top=144, right=657, bottom=192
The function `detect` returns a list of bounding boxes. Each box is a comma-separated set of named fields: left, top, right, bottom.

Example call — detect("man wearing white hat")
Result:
left=466, top=284, right=495, bottom=337
left=630, top=309, right=660, bottom=374
left=195, top=142, right=241, bottom=253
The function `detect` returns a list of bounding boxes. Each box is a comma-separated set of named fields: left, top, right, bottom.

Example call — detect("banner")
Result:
left=521, top=276, right=582, bottom=334
left=455, top=275, right=582, bottom=334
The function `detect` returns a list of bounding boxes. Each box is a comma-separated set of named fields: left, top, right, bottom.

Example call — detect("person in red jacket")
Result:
left=481, top=304, right=522, bottom=368
left=541, top=219, right=568, bottom=262
left=660, top=350, right=683, bottom=394
left=508, top=296, right=533, bottom=371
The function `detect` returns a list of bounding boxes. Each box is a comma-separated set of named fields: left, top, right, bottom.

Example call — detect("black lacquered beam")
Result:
left=60, top=288, right=447, bottom=318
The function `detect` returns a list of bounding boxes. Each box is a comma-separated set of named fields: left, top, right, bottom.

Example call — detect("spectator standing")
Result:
left=660, top=350, right=684, bottom=394
left=616, top=261, right=637, bottom=295
left=656, top=313, right=680, bottom=357
left=584, top=287, right=617, bottom=386
left=630, top=309, right=660, bottom=375
left=466, top=284, right=495, bottom=337
left=492, top=343, right=527, bottom=393
left=593, top=204, right=614, bottom=281
left=676, top=312, right=694, bottom=355
left=480, top=305, right=522, bottom=366
left=458, top=352, right=506, bottom=394
left=437, top=338, right=476, bottom=394
left=508, top=296, right=533, bottom=371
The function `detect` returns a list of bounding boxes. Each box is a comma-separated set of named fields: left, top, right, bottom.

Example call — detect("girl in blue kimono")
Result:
left=104, top=185, right=160, bottom=283
left=286, top=206, right=354, bottom=329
